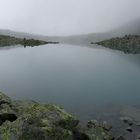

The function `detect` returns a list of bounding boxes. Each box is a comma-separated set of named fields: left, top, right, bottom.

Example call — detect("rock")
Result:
left=87, top=120, right=100, bottom=128
left=0, top=92, right=113, bottom=140
left=115, top=136, right=126, bottom=140
left=120, top=116, right=133, bottom=126
left=136, top=122, right=140, bottom=127
left=0, top=92, right=17, bottom=126
left=86, top=120, right=113, bottom=140
left=87, top=120, right=112, bottom=131
left=136, top=135, right=140, bottom=140
left=0, top=102, right=77, bottom=140
left=0, top=92, right=11, bottom=105
left=126, top=127, right=133, bottom=133
left=102, top=121, right=112, bottom=131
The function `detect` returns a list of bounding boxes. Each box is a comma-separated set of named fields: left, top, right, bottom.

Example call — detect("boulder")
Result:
left=85, top=120, right=113, bottom=140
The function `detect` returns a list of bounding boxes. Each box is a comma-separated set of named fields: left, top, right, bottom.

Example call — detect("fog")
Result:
left=0, top=0, right=140, bottom=36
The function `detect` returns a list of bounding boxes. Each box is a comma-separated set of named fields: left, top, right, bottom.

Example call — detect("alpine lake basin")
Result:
left=0, top=43, right=140, bottom=136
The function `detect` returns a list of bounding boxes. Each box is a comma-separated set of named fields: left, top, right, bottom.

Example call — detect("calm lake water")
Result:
left=0, top=44, right=140, bottom=120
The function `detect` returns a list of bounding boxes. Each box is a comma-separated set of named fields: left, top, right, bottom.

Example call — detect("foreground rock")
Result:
left=95, top=35, right=140, bottom=54
left=0, top=92, right=112, bottom=140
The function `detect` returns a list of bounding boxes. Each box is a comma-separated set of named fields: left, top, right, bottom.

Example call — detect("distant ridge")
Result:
left=54, top=18, right=140, bottom=45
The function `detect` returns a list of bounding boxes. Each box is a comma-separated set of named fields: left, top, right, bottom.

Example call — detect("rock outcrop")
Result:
left=0, top=92, right=113, bottom=140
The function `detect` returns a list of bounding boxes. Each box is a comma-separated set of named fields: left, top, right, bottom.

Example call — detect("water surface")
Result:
left=0, top=44, right=140, bottom=120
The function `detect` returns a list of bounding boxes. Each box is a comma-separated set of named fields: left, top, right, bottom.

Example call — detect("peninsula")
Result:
left=0, top=35, right=48, bottom=47
left=95, top=35, right=140, bottom=54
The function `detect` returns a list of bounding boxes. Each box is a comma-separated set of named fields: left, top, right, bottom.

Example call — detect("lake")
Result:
left=0, top=44, right=140, bottom=121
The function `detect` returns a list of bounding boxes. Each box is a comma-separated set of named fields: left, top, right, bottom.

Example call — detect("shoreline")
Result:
left=93, top=35, right=140, bottom=54
left=0, top=92, right=140, bottom=140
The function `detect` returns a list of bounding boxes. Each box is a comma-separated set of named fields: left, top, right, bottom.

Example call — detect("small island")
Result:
left=94, top=35, right=140, bottom=54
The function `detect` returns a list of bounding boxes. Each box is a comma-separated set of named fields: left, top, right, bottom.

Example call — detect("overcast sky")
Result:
left=0, top=0, right=140, bottom=35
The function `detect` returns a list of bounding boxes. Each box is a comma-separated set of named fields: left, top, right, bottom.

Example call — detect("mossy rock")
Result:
left=0, top=92, right=77, bottom=140
left=0, top=92, right=113, bottom=140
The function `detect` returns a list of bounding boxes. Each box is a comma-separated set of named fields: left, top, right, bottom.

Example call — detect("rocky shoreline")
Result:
left=0, top=92, right=113, bottom=140
left=0, top=92, right=140, bottom=140
left=94, top=35, right=140, bottom=54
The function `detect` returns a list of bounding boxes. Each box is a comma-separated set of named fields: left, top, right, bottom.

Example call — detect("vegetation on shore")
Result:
left=0, top=35, right=48, bottom=47
left=95, top=35, right=140, bottom=54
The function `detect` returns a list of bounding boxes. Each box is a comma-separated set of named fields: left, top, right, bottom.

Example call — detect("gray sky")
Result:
left=0, top=0, right=140, bottom=35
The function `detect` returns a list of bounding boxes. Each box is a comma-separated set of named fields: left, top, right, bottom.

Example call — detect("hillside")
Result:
left=56, top=18, right=140, bottom=45
left=43, top=18, right=140, bottom=45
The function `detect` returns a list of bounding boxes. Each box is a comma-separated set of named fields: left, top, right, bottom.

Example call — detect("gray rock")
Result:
left=102, top=121, right=112, bottom=131
left=120, top=116, right=133, bottom=126
left=136, top=135, right=140, bottom=140
left=85, top=120, right=113, bottom=140
left=115, top=136, right=126, bottom=140
left=87, top=120, right=112, bottom=131
left=126, top=127, right=133, bottom=133
left=136, top=123, right=140, bottom=127
left=0, top=92, right=113, bottom=140
left=87, top=120, right=100, bottom=128
left=0, top=92, right=11, bottom=105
